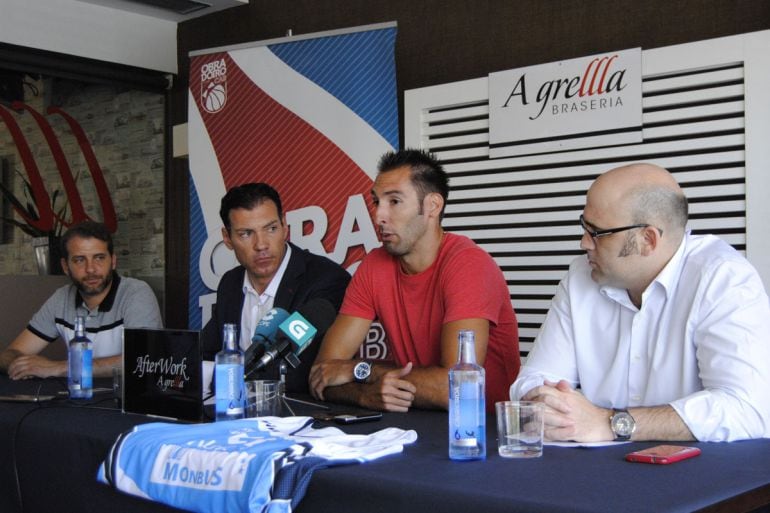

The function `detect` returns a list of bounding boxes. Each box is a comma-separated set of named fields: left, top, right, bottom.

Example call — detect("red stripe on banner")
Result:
left=191, top=53, right=375, bottom=268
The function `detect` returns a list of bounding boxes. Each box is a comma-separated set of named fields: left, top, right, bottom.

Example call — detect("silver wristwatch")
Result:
left=353, top=360, right=372, bottom=383
left=610, top=409, right=636, bottom=441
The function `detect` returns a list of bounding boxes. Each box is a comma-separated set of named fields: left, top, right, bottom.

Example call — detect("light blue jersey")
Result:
left=98, top=417, right=417, bottom=513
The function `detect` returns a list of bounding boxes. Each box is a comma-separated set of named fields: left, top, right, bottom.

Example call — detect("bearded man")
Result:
left=0, top=221, right=162, bottom=379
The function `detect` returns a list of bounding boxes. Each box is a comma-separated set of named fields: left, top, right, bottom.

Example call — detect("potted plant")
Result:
left=0, top=167, right=71, bottom=275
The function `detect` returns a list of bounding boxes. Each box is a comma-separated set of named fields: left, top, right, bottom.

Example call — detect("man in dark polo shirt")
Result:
left=0, top=221, right=162, bottom=379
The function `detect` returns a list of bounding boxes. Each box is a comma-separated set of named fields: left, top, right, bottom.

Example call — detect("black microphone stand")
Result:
left=278, top=360, right=330, bottom=415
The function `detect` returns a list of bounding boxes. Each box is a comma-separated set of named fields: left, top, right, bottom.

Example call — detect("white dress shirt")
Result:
left=239, top=244, right=292, bottom=350
left=511, top=232, right=770, bottom=441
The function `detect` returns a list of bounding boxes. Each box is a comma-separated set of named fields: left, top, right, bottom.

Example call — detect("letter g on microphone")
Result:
left=288, top=320, right=309, bottom=338
left=278, top=312, right=318, bottom=353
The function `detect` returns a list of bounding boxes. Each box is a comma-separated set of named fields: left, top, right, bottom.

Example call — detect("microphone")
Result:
left=249, top=299, right=337, bottom=375
left=244, top=308, right=289, bottom=371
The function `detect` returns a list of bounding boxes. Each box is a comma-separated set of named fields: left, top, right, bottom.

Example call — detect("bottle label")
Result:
left=449, top=372, right=485, bottom=447
left=82, top=349, right=93, bottom=390
left=215, top=363, right=244, bottom=417
left=451, top=386, right=480, bottom=444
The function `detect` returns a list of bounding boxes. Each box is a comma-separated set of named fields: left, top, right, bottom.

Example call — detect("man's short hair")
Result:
left=60, top=221, right=114, bottom=259
left=219, top=183, right=283, bottom=231
left=630, top=186, right=689, bottom=235
left=377, top=149, right=450, bottom=220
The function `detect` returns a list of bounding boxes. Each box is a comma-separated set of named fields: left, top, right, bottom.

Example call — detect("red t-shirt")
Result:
left=341, top=233, right=520, bottom=407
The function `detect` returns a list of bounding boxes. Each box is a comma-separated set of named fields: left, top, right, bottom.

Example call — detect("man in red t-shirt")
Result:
left=310, top=149, right=520, bottom=412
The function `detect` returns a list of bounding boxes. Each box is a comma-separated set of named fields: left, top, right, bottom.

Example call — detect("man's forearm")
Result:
left=92, top=355, right=121, bottom=378
left=402, top=366, right=449, bottom=410
left=323, top=365, right=450, bottom=411
left=322, top=381, right=367, bottom=407
left=629, top=405, right=695, bottom=441
left=0, top=348, right=21, bottom=374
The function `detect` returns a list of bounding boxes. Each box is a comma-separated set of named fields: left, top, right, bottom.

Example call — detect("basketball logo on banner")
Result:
left=200, top=58, right=228, bottom=114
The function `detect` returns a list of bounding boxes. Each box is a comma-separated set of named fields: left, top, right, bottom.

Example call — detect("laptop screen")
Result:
left=123, top=328, right=203, bottom=422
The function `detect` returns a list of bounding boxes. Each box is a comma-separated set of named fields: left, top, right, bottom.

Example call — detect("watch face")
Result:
left=612, top=412, right=635, bottom=437
left=354, top=362, right=371, bottom=381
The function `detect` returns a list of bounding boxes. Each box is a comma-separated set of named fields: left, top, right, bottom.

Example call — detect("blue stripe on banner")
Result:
left=268, top=27, right=398, bottom=149
left=188, top=178, right=211, bottom=329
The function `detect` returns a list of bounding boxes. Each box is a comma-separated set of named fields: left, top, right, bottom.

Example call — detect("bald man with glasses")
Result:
left=510, top=163, right=770, bottom=443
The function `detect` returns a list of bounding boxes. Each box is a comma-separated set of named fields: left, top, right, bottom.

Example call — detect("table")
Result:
left=2, top=375, right=770, bottom=513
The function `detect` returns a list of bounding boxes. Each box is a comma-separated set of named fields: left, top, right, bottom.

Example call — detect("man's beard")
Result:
left=73, top=271, right=113, bottom=297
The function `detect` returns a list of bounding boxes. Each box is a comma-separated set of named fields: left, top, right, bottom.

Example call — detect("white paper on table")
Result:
left=544, top=441, right=632, bottom=448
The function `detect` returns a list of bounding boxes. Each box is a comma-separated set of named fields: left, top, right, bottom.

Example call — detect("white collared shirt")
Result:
left=511, top=232, right=770, bottom=441
left=239, top=244, right=292, bottom=350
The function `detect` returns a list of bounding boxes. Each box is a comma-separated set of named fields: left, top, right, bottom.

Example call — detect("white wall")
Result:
left=0, top=0, right=178, bottom=74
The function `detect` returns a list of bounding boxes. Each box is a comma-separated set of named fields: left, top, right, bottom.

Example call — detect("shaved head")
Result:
left=589, top=163, right=688, bottom=238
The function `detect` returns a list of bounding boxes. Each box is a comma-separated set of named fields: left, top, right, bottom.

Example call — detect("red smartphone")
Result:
left=625, top=445, right=701, bottom=464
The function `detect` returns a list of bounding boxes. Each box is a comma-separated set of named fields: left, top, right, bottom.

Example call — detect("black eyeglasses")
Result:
left=579, top=214, right=651, bottom=240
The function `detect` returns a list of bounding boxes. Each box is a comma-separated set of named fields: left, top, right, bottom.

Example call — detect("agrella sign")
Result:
left=488, top=48, right=642, bottom=156
left=501, top=54, right=628, bottom=120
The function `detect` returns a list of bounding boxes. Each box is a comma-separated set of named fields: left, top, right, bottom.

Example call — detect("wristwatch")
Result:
left=610, top=409, right=636, bottom=441
left=353, top=361, right=372, bottom=383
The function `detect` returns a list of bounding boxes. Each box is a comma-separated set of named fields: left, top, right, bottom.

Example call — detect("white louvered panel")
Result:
left=429, top=132, right=488, bottom=149
left=518, top=326, right=543, bottom=338
left=496, top=255, right=577, bottom=267
left=441, top=147, right=744, bottom=175
left=479, top=239, right=582, bottom=253
left=671, top=166, right=744, bottom=182
left=688, top=217, right=746, bottom=231
left=681, top=183, right=744, bottom=199
left=444, top=211, right=581, bottom=227
left=642, top=118, right=744, bottom=139
left=449, top=165, right=601, bottom=187
left=642, top=66, right=742, bottom=92
left=509, top=284, right=567, bottom=296
left=446, top=196, right=585, bottom=216
left=518, top=329, right=540, bottom=341
left=448, top=160, right=745, bottom=190
left=514, top=299, right=556, bottom=311
left=434, top=146, right=490, bottom=161
left=424, top=118, right=488, bottom=136
left=517, top=313, right=553, bottom=325
left=519, top=342, right=535, bottom=356
left=642, top=84, right=744, bottom=109
left=488, top=133, right=641, bottom=159
left=425, top=104, right=488, bottom=123
left=503, top=271, right=564, bottom=282
left=455, top=226, right=579, bottom=241
left=464, top=133, right=744, bottom=162
left=438, top=135, right=745, bottom=170
left=642, top=101, right=744, bottom=123
left=451, top=180, right=595, bottom=201
left=688, top=200, right=745, bottom=214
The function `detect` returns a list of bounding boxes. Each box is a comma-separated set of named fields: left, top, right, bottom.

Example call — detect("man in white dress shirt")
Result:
left=510, top=163, right=770, bottom=442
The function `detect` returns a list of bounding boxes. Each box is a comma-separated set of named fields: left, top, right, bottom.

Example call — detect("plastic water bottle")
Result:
left=448, top=329, right=485, bottom=460
left=68, top=315, right=93, bottom=399
left=215, top=323, right=245, bottom=421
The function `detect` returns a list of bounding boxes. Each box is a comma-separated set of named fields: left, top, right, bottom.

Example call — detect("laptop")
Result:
left=122, top=328, right=204, bottom=422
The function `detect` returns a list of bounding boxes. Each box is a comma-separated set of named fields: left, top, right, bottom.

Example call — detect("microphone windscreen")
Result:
left=252, top=308, right=290, bottom=344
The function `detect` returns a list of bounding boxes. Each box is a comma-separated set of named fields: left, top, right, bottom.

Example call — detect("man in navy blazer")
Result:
left=202, top=183, right=350, bottom=393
